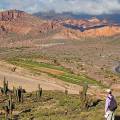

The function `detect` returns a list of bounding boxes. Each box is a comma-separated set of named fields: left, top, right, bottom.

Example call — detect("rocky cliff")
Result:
left=0, top=10, right=25, bottom=21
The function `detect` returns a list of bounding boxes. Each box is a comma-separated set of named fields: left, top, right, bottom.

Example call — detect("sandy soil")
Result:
left=0, top=61, right=82, bottom=94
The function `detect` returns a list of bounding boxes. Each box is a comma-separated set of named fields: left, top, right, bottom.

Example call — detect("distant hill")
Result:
left=33, top=10, right=76, bottom=20
left=33, top=11, right=120, bottom=24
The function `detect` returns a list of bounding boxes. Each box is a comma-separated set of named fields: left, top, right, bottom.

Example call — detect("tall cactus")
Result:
left=80, top=82, right=88, bottom=111
left=36, top=84, right=42, bottom=100
left=1, top=77, right=9, bottom=95
left=82, top=82, right=88, bottom=101
left=3, top=94, right=15, bottom=119
left=13, top=86, right=16, bottom=96
left=13, top=86, right=24, bottom=103
left=8, top=94, right=13, bottom=119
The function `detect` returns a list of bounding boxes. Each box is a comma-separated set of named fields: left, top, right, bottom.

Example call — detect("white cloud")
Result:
left=0, top=0, right=120, bottom=15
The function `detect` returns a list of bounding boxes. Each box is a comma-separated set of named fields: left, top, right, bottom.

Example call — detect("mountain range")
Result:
left=0, top=10, right=120, bottom=40
left=33, top=10, right=120, bottom=24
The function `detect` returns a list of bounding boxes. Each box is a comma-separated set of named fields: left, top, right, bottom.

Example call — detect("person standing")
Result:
left=105, top=89, right=117, bottom=120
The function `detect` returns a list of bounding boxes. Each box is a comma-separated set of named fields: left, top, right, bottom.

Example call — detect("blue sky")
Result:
left=0, top=0, right=120, bottom=15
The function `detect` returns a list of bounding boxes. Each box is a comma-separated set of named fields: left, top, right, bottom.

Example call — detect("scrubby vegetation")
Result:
left=0, top=80, right=105, bottom=120
left=0, top=79, right=120, bottom=120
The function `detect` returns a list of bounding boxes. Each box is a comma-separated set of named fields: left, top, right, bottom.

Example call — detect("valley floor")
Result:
left=0, top=34, right=120, bottom=119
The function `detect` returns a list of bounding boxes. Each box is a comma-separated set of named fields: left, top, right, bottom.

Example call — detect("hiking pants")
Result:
left=107, top=111, right=114, bottom=120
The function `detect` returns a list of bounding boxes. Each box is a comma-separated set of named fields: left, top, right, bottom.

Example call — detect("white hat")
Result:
left=106, top=89, right=111, bottom=93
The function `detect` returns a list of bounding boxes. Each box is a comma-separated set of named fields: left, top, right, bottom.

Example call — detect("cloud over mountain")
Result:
left=0, top=0, right=120, bottom=15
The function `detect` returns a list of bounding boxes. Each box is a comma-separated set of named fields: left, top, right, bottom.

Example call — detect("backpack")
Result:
left=108, top=96, right=117, bottom=111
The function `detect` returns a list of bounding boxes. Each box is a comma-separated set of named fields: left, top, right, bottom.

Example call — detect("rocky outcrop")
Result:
left=0, top=10, right=26, bottom=21
left=0, top=10, right=32, bottom=34
left=0, top=10, right=42, bottom=34
left=0, top=10, right=61, bottom=35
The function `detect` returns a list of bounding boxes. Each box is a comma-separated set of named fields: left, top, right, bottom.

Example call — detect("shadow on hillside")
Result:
left=115, top=115, right=120, bottom=120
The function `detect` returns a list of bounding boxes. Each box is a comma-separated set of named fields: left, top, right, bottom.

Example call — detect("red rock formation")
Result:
left=0, top=10, right=120, bottom=39
left=51, top=17, right=120, bottom=39
left=52, top=25, right=120, bottom=39
left=0, top=10, right=61, bottom=35
left=0, top=10, right=26, bottom=21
